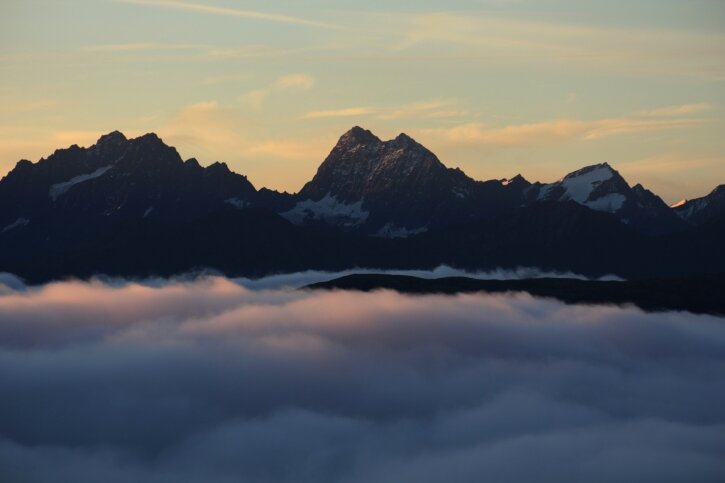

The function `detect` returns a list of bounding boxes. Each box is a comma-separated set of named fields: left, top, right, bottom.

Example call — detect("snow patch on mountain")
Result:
left=375, top=223, right=427, bottom=238
left=560, top=165, right=614, bottom=203
left=536, top=183, right=557, bottom=200
left=674, top=198, right=708, bottom=220
left=2, top=218, right=29, bottom=233
left=281, top=194, right=369, bottom=228
left=225, top=198, right=249, bottom=209
left=536, top=165, right=626, bottom=213
left=452, top=187, right=469, bottom=199
left=49, top=166, right=112, bottom=201
left=584, top=193, right=626, bottom=212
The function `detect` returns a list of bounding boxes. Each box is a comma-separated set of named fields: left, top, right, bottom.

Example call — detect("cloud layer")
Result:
left=120, top=0, right=334, bottom=28
left=1, top=275, right=724, bottom=482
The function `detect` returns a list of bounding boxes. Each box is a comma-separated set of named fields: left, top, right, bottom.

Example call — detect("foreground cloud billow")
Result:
left=0, top=276, right=724, bottom=482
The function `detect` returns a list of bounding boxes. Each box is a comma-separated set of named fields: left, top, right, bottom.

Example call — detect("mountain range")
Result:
left=1, top=127, right=724, bottom=283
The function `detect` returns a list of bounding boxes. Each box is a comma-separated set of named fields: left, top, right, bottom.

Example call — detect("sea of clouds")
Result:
left=0, top=272, right=724, bottom=482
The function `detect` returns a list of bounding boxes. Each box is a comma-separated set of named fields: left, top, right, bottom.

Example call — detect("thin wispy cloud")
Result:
left=378, top=99, right=468, bottom=120
left=78, top=43, right=319, bottom=64
left=638, top=103, right=714, bottom=117
left=204, top=45, right=308, bottom=60
left=0, top=99, right=60, bottom=114
left=421, top=107, right=707, bottom=147
left=239, top=73, right=316, bottom=109
left=275, top=73, right=315, bottom=90
left=247, top=139, right=333, bottom=161
left=154, top=99, right=332, bottom=179
left=3, top=0, right=723, bottom=203
left=620, top=154, right=725, bottom=175
left=197, top=72, right=251, bottom=86
left=119, top=0, right=335, bottom=29
left=302, top=107, right=374, bottom=119
left=83, top=42, right=205, bottom=52
left=160, top=100, right=248, bottom=158
left=302, top=99, right=466, bottom=120
left=390, top=12, right=725, bottom=79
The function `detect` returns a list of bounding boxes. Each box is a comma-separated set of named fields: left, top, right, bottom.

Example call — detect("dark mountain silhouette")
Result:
left=281, top=128, right=684, bottom=235
left=308, top=273, right=725, bottom=316
left=673, top=184, right=725, bottom=225
left=525, top=163, right=685, bottom=234
left=0, top=131, right=257, bottom=229
left=1, top=127, right=723, bottom=283
left=286, top=126, right=527, bottom=235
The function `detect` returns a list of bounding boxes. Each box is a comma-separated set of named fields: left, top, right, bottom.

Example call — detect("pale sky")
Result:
left=1, top=0, right=724, bottom=203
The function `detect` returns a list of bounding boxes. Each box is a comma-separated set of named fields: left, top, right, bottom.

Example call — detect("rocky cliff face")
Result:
left=0, top=131, right=258, bottom=230
left=674, top=185, right=725, bottom=225
left=287, top=127, right=528, bottom=235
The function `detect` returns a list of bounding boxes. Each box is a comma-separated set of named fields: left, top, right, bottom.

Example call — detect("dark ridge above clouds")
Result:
left=307, top=272, right=725, bottom=316
left=1, top=128, right=724, bottom=284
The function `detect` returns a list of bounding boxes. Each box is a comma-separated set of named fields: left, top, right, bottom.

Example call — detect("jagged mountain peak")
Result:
left=185, top=158, right=201, bottom=168
left=14, top=159, right=33, bottom=170
left=290, top=127, right=513, bottom=233
left=563, top=162, right=618, bottom=181
left=536, top=162, right=627, bottom=205
left=301, top=127, right=456, bottom=201
left=86, top=131, right=174, bottom=166
left=501, top=174, right=529, bottom=187
left=92, top=131, right=172, bottom=153
left=208, top=161, right=231, bottom=173
left=95, top=130, right=127, bottom=146
left=0, top=129, right=260, bottom=230
left=334, top=127, right=425, bottom=152
left=674, top=183, right=725, bottom=225
left=90, top=130, right=130, bottom=159
left=337, top=126, right=381, bottom=147
left=391, top=132, right=418, bottom=147
left=1, top=127, right=709, bottom=241
left=131, top=132, right=167, bottom=147
left=120, top=133, right=181, bottom=165
left=524, top=162, right=685, bottom=234
left=632, top=183, right=657, bottom=196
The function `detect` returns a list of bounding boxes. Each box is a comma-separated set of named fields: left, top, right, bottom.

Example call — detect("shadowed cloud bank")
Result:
left=1, top=275, right=724, bottom=482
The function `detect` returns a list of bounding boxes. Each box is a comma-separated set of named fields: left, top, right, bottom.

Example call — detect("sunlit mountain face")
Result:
left=2, top=1, right=725, bottom=482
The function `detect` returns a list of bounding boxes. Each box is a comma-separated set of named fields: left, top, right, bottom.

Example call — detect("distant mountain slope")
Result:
left=525, top=163, right=685, bottom=234
left=308, top=273, right=725, bottom=315
left=283, top=126, right=529, bottom=235
left=1, top=127, right=724, bottom=283
left=673, top=185, right=725, bottom=225
left=284, top=128, right=687, bottom=236
left=0, top=131, right=257, bottom=232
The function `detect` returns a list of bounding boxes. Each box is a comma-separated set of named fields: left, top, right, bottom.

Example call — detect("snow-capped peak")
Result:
left=672, top=185, right=725, bottom=223
left=535, top=163, right=628, bottom=214
left=560, top=163, right=616, bottom=204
